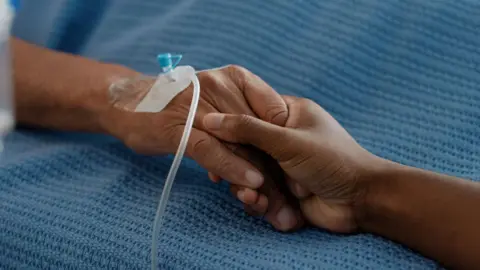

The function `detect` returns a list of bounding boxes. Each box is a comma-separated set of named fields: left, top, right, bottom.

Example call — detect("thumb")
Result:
left=203, top=113, right=291, bottom=161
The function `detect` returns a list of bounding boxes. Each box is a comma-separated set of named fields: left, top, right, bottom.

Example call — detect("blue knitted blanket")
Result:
left=3, top=0, right=479, bottom=269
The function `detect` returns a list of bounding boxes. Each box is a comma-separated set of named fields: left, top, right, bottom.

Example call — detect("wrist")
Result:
left=87, top=63, right=139, bottom=135
left=353, top=156, right=404, bottom=233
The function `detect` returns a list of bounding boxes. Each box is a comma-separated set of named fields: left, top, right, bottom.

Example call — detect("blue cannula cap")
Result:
left=157, top=53, right=182, bottom=71
left=157, top=53, right=172, bottom=68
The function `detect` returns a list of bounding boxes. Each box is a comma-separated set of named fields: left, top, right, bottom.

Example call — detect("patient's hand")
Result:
left=105, top=65, right=303, bottom=231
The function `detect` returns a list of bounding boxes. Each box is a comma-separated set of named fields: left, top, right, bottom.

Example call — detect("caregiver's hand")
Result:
left=203, top=96, right=480, bottom=269
left=204, top=96, right=376, bottom=232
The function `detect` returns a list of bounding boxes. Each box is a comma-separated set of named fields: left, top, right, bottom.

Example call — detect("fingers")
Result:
left=232, top=145, right=302, bottom=231
left=229, top=185, right=259, bottom=205
left=203, top=113, right=291, bottom=162
left=239, top=193, right=304, bottom=231
left=229, top=176, right=303, bottom=232
left=243, top=194, right=269, bottom=217
left=185, top=128, right=264, bottom=189
left=229, top=184, right=268, bottom=215
left=250, top=194, right=269, bottom=214
left=230, top=180, right=305, bottom=232
left=208, top=172, right=221, bottom=183
left=260, top=178, right=305, bottom=232
left=227, top=65, right=288, bottom=126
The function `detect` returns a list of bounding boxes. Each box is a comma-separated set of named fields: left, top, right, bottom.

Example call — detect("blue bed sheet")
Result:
left=3, top=0, right=479, bottom=269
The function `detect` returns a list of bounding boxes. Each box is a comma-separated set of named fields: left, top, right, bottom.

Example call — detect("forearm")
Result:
left=12, top=38, right=137, bottom=133
left=360, top=160, right=480, bottom=269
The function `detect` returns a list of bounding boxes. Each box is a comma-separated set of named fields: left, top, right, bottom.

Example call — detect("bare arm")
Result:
left=361, top=162, right=480, bottom=269
left=12, top=37, right=137, bottom=133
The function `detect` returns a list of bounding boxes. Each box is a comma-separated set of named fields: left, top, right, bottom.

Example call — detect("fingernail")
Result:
left=204, top=113, right=224, bottom=130
left=245, top=170, right=263, bottom=188
left=237, top=190, right=246, bottom=203
left=276, top=206, right=296, bottom=231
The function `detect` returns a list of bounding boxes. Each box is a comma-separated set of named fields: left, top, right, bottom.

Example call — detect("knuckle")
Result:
left=264, top=104, right=288, bottom=126
left=226, top=64, right=249, bottom=75
left=235, top=114, right=255, bottom=130
left=190, top=136, right=212, bottom=159
left=226, top=64, right=250, bottom=88
left=198, top=71, right=220, bottom=90
left=297, top=97, right=316, bottom=108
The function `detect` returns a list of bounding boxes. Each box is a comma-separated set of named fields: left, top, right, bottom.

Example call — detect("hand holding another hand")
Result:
left=104, top=65, right=304, bottom=231
left=204, top=96, right=383, bottom=233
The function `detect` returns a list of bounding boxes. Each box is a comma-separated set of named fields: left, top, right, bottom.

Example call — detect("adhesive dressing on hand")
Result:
left=109, top=53, right=200, bottom=270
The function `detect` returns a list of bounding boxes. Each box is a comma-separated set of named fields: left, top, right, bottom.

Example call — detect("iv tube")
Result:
left=151, top=56, right=200, bottom=270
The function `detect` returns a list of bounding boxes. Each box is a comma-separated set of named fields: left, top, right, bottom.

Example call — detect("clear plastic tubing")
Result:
left=0, top=0, right=16, bottom=152
left=151, top=55, right=201, bottom=270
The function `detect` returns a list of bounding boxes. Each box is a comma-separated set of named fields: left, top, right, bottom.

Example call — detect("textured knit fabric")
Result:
left=2, top=0, right=480, bottom=269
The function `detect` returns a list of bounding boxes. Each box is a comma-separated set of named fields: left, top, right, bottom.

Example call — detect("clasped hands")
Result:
left=105, top=65, right=375, bottom=233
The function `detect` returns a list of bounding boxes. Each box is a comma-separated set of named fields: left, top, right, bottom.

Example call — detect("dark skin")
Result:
left=204, top=96, right=480, bottom=270
left=12, top=38, right=302, bottom=231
